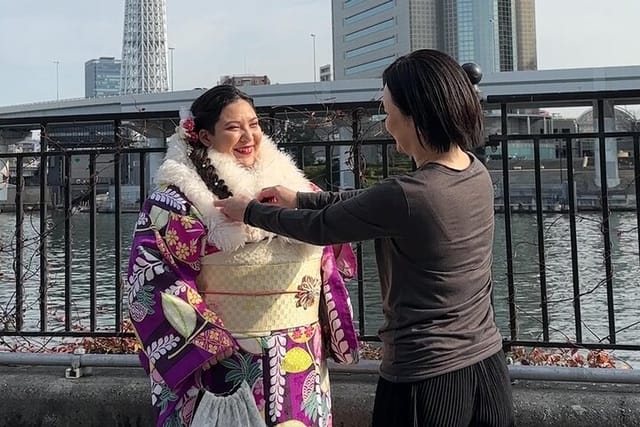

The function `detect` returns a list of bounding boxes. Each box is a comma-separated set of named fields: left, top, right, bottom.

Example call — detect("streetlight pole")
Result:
left=52, top=60, right=60, bottom=101
left=310, top=33, right=317, bottom=82
left=168, top=47, right=175, bottom=91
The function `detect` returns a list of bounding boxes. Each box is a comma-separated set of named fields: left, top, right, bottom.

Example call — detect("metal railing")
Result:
left=0, top=106, right=397, bottom=344
left=487, top=90, right=640, bottom=356
left=1, top=92, right=639, bottom=362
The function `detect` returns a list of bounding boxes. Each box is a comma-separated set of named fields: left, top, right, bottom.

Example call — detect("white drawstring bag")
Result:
left=190, top=382, right=266, bottom=427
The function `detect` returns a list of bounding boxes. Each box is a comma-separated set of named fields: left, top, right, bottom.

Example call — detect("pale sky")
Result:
left=0, top=0, right=639, bottom=107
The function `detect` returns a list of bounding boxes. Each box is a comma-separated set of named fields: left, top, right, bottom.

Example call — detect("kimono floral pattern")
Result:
left=295, top=276, right=321, bottom=309
left=128, top=185, right=358, bottom=427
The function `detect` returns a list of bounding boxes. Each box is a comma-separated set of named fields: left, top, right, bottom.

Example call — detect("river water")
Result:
left=0, top=211, right=639, bottom=366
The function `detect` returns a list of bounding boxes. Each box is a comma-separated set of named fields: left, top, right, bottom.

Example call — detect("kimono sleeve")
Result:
left=319, top=244, right=360, bottom=364
left=308, top=184, right=360, bottom=364
left=127, top=187, right=236, bottom=391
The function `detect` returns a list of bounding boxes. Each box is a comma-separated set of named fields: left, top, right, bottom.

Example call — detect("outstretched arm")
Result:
left=258, top=184, right=365, bottom=210
left=296, top=189, right=365, bottom=209
left=217, top=179, right=410, bottom=246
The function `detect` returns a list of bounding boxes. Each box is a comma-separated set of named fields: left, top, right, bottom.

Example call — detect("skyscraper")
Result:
left=84, top=57, right=121, bottom=98
left=515, top=0, right=537, bottom=70
left=497, top=0, right=516, bottom=72
left=441, top=0, right=500, bottom=73
left=332, top=0, right=429, bottom=80
left=332, top=0, right=537, bottom=79
left=120, top=0, right=169, bottom=94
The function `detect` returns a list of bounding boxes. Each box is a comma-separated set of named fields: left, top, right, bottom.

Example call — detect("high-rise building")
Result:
left=120, top=0, right=169, bottom=94
left=320, top=65, right=333, bottom=81
left=332, top=0, right=537, bottom=79
left=409, top=0, right=439, bottom=51
left=515, top=0, right=537, bottom=70
left=441, top=0, right=500, bottom=72
left=332, top=0, right=422, bottom=80
left=497, top=0, right=516, bottom=72
left=84, top=57, right=121, bottom=98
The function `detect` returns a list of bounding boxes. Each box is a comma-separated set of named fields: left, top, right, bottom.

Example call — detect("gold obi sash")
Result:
left=196, top=239, right=323, bottom=334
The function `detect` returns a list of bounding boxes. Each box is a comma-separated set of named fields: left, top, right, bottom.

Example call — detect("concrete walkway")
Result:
left=1, top=365, right=639, bottom=426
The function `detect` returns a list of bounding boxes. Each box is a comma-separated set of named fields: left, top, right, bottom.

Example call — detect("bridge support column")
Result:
left=593, top=100, right=620, bottom=188
left=147, top=136, right=164, bottom=191
left=0, top=130, right=33, bottom=203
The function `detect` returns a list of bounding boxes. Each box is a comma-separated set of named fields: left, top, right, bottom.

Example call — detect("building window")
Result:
left=345, top=55, right=395, bottom=75
left=345, top=37, right=395, bottom=58
left=344, top=18, right=394, bottom=42
left=344, top=1, right=394, bottom=25
left=344, top=0, right=367, bottom=7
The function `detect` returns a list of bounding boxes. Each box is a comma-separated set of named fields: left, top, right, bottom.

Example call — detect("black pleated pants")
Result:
left=372, top=351, right=514, bottom=427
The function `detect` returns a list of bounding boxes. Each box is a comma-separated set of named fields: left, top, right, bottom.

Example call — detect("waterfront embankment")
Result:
left=1, top=362, right=640, bottom=426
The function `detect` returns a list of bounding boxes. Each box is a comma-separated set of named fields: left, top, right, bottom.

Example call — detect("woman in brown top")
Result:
left=216, top=49, right=515, bottom=427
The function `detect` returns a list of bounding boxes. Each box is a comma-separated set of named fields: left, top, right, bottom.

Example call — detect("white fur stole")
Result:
left=154, top=132, right=313, bottom=252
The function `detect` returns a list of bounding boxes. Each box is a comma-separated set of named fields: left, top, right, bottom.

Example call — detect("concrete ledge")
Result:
left=1, top=365, right=640, bottom=426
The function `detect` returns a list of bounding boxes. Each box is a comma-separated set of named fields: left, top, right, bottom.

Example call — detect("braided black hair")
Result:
left=188, top=142, right=232, bottom=199
left=186, top=85, right=256, bottom=199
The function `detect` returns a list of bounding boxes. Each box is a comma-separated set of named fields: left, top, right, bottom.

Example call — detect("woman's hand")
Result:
left=214, top=195, right=253, bottom=222
left=257, top=185, right=297, bottom=208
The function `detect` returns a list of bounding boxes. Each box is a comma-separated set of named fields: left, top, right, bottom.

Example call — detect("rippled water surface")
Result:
left=1, top=211, right=638, bottom=366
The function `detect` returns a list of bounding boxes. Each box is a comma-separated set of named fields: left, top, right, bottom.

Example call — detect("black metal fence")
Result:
left=1, top=91, right=639, bottom=360
left=0, top=106, right=397, bottom=344
left=486, top=90, right=640, bottom=356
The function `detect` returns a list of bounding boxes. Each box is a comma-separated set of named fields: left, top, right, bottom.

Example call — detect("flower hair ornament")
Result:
left=177, top=106, right=198, bottom=155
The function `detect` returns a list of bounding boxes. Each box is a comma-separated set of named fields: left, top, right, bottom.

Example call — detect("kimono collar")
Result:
left=155, top=132, right=313, bottom=252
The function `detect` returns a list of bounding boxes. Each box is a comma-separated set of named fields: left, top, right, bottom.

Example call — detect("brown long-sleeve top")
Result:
left=244, top=154, right=502, bottom=382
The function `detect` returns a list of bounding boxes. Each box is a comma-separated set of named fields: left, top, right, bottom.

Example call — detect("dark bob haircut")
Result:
left=382, top=49, right=483, bottom=153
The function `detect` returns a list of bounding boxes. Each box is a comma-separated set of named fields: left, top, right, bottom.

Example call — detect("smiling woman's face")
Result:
left=198, top=99, right=263, bottom=168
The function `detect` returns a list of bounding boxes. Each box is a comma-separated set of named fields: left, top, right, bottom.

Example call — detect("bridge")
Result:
left=2, top=64, right=639, bottom=207
left=1, top=65, right=640, bottom=120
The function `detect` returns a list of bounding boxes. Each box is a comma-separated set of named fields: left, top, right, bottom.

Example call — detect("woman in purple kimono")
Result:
left=127, top=85, right=359, bottom=427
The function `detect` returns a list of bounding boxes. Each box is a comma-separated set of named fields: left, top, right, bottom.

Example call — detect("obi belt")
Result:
left=196, top=239, right=324, bottom=334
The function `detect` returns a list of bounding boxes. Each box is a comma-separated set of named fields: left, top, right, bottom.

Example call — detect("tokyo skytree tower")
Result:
left=120, top=0, right=169, bottom=94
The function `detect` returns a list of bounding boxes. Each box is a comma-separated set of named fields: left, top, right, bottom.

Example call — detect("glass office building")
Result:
left=332, top=0, right=536, bottom=79
left=85, top=57, right=122, bottom=98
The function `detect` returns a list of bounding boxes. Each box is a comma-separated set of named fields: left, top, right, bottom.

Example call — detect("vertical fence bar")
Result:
left=565, top=136, right=582, bottom=342
left=14, top=156, right=24, bottom=331
left=352, top=111, right=362, bottom=189
left=532, top=136, right=549, bottom=341
left=355, top=242, right=365, bottom=336
left=39, top=124, right=49, bottom=331
left=89, top=154, right=97, bottom=331
left=382, top=142, right=389, bottom=178
left=633, top=134, right=640, bottom=269
left=139, top=151, right=147, bottom=210
left=114, top=120, right=123, bottom=331
left=352, top=109, right=366, bottom=336
left=596, top=99, right=615, bottom=343
left=500, top=103, right=517, bottom=341
left=64, top=153, right=72, bottom=331
left=325, top=145, right=333, bottom=190
left=267, top=111, right=276, bottom=137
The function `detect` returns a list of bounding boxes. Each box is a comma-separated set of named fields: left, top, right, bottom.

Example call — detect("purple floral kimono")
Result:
left=127, top=185, right=359, bottom=427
